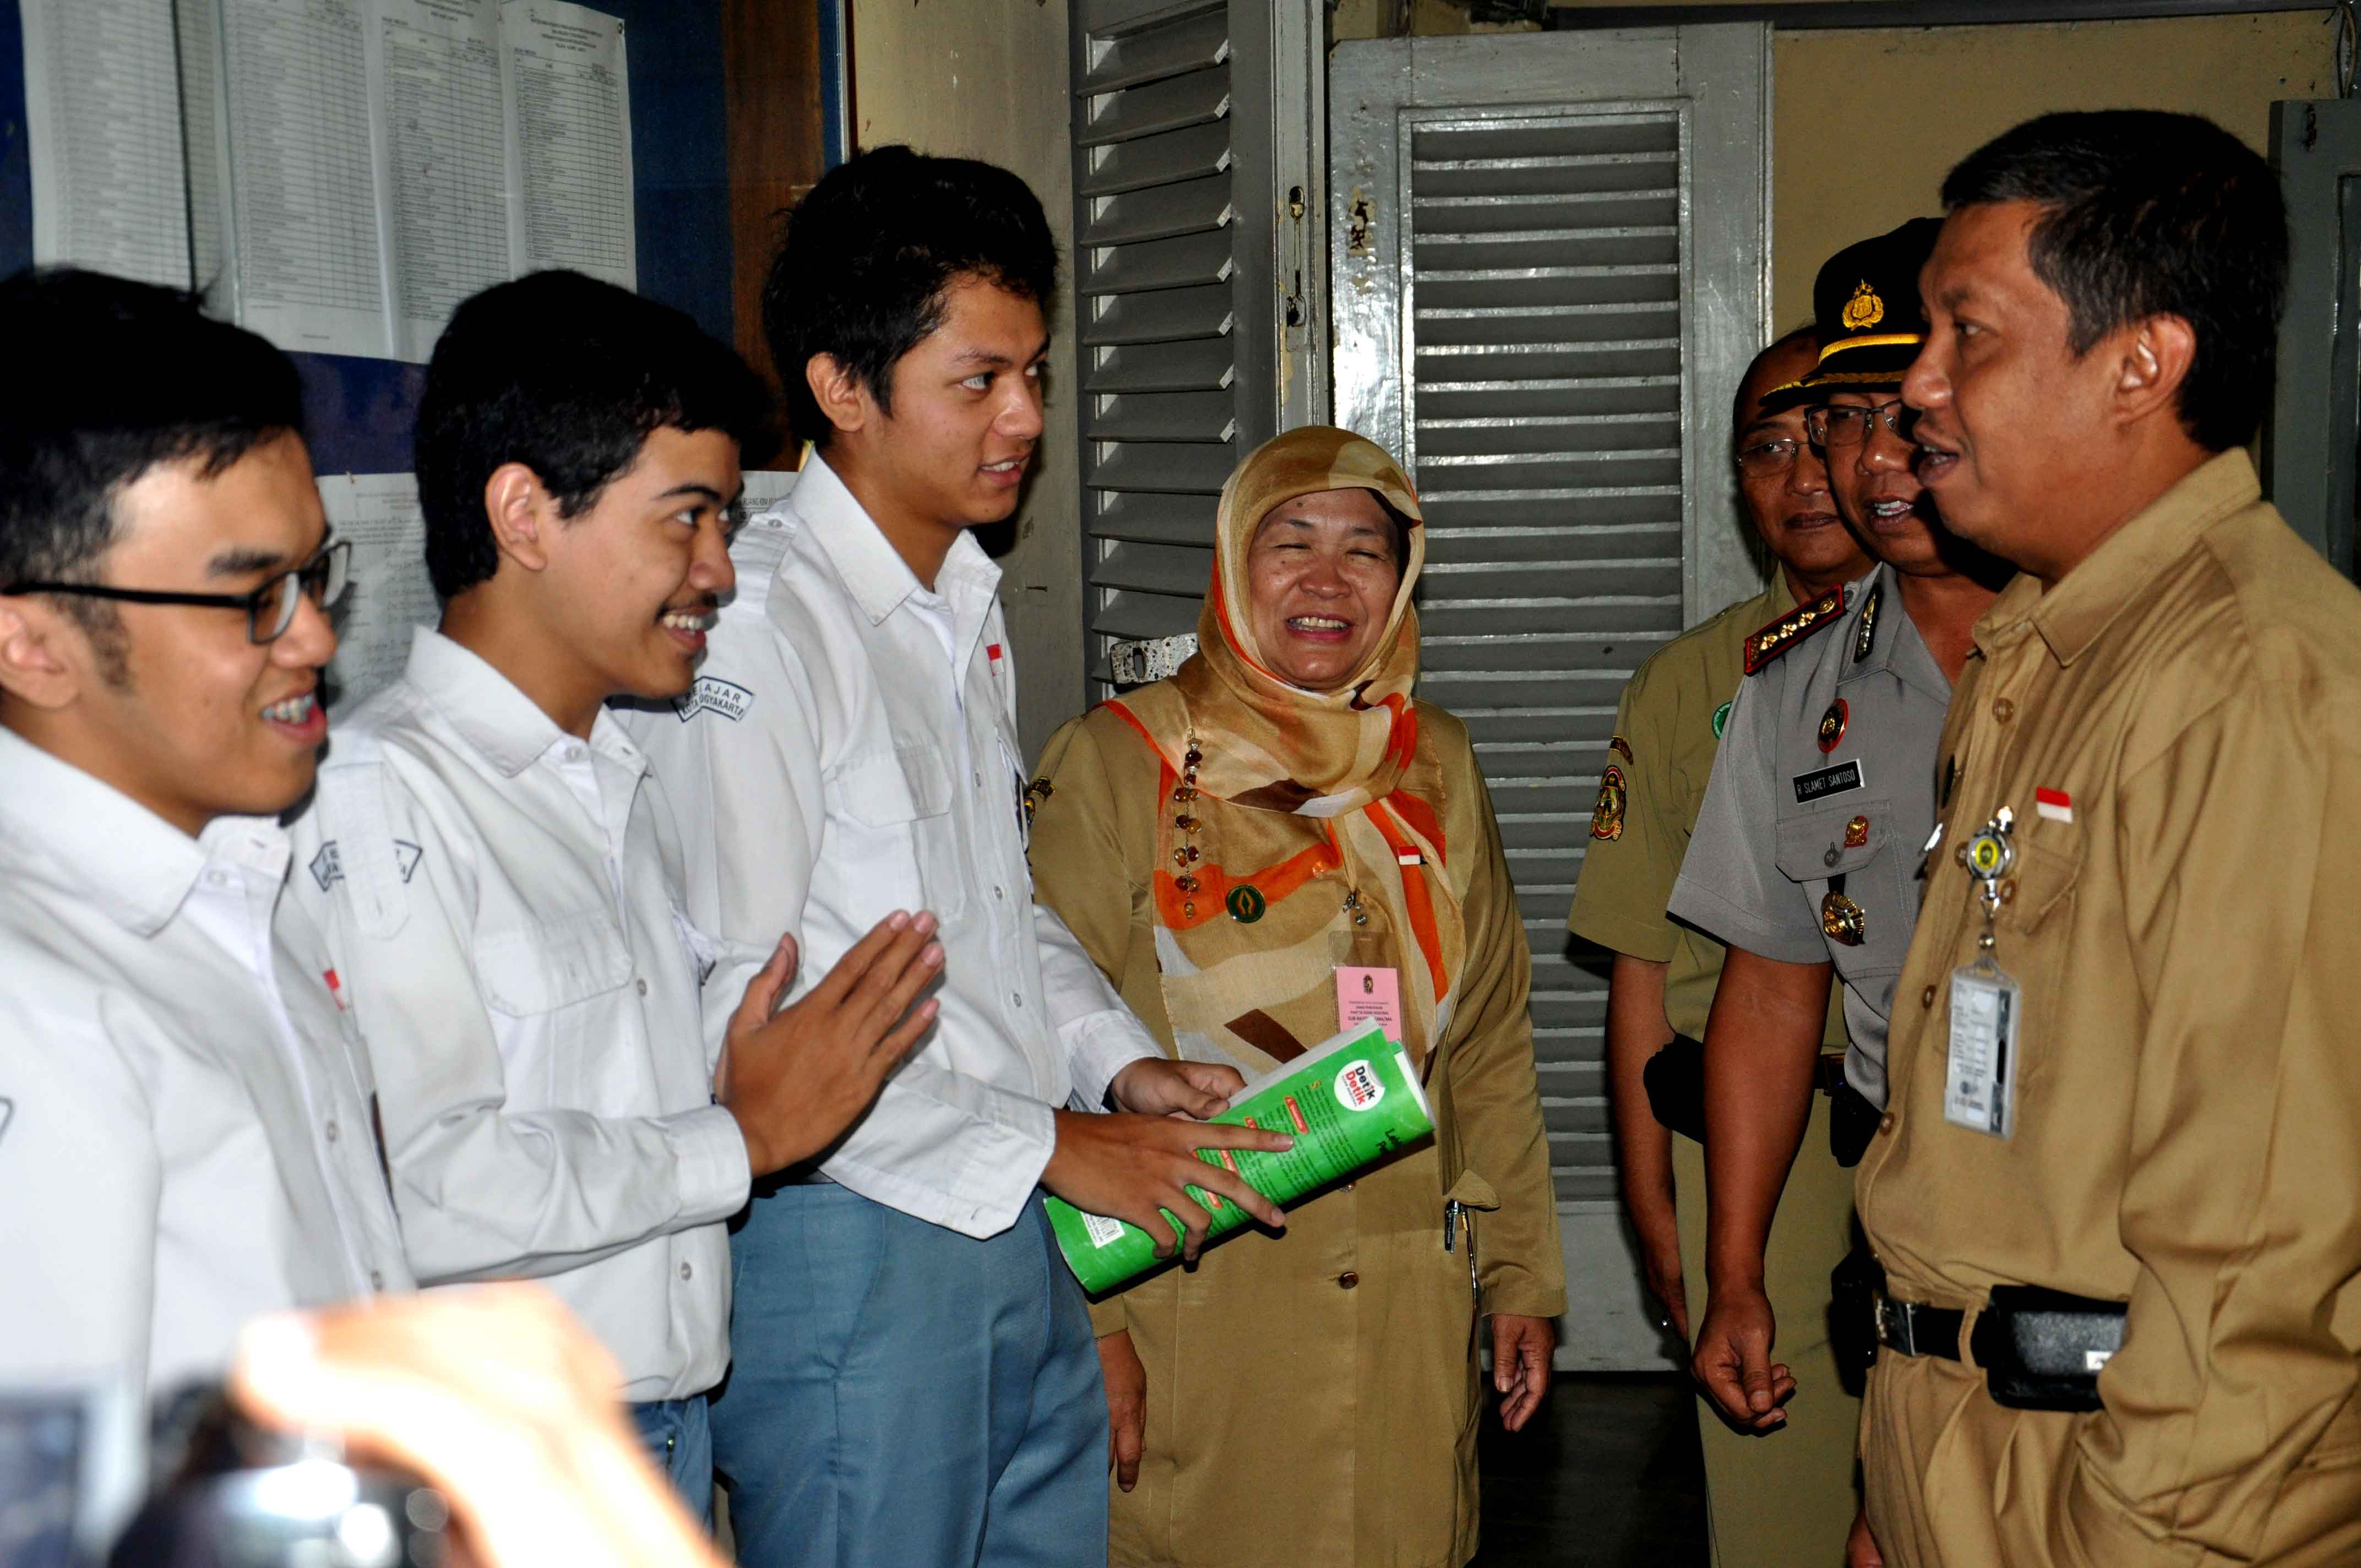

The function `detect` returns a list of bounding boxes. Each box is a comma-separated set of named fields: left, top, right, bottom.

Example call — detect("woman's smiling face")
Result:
left=1242, top=487, right=1403, bottom=693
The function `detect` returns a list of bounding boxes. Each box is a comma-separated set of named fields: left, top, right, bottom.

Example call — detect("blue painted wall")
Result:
left=0, top=0, right=733, bottom=476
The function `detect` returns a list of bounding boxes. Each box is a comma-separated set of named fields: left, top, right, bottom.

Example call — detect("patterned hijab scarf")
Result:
left=1105, top=427, right=1468, bottom=1070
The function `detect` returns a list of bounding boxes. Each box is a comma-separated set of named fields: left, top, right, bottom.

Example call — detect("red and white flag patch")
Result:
left=2034, top=787, right=2073, bottom=824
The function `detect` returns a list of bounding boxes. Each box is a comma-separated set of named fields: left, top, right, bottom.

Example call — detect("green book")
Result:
left=1045, top=1021, right=1436, bottom=1295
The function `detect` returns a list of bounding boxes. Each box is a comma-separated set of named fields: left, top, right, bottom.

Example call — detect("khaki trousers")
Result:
left=1674, top=1091, right=1863, bottom=1567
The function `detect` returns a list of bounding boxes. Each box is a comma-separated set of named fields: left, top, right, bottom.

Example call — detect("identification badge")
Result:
left=1944, top=963, right=2020, bottom=1139
left=1336, top=965, right=1403, bottom=1041
left=1946, top=805, right=2021, bottom=1139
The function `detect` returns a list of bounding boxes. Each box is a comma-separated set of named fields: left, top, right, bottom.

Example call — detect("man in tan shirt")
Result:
left=1569, top=328, right=1866, bottom=1566
left=1859, top=110, right=2361, bottom=1564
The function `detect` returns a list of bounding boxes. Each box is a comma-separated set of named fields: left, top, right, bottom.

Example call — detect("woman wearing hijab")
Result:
left=1027, top=428, right=1565, bottom=1568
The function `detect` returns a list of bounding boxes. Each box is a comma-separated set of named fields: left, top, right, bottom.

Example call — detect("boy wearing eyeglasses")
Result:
left=1666, top=222, right=2011, bottom=1471
left=0, top=268, right=414, bottom=1442
left=284, top=270, right=950, bottom=1518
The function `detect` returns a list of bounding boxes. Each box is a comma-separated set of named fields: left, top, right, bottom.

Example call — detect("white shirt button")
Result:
left=636, top=977, right=649, bottom=997
left=1011, top=992, right=1024, bottom=1009
left=370, top=1270, right=385, bottom=1291
left=205, top=871, right=230, bottom=888
left=324, top=1119, right=340, bottom=1143
left=565, top=743, right=586, bottom=761
left=994, top=886, right=1005, bottom=900
left=679, top=1261, right=693, bottom=1281
left=973, top=772, right=983, bottom=787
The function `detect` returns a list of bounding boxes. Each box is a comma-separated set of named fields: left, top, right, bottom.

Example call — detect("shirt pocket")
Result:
left=830, top=742, right=967, bottom=920
left=1773, top=796, right=1910, bottom=976
left=473, top=911, right=635, bottom=1110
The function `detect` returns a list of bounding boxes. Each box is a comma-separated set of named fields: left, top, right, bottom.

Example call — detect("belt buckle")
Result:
left=1874, top=1294, right=1918, bottom=1357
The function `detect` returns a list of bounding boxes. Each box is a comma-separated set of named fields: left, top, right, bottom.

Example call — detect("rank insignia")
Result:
left=1821, top=890, right=1867, bottom=946
left=1590, top=765, right=1626, bottom=841
left=1853, top=579, right=1882, bottom=663
left=1743, top=586, right=1846, bottom=675
left=1841, top=280, right=1885, bottom=331
left=1225, top=885, right=1267, bottom=924
left=1844, top=814, right=1870, bottom=848
left=1817, top=698, right=1849, bottom=754
left=1609, top=734, right=1634, bottom=764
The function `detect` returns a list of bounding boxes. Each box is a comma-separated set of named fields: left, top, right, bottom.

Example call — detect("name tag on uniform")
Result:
left=1944, top=966, right=2020, bottom=1139
left=1792, top=759, right=1865, bottom=803
left=1336, top=966, right=1403, bottom=1041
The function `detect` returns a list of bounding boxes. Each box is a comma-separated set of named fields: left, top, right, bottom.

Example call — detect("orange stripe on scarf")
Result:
left=1371, top=799, right=1449, bottom=1001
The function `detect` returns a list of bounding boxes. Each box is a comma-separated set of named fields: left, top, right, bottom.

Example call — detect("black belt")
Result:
left=1874, top=1295, right=1963, bottom=1359
left=1869, top=1284, right=2125, bottom=1412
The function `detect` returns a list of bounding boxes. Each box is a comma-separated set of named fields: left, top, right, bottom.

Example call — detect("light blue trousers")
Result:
left=628, top=1393, right=714, bottom=1528
left=711, top=1183, right=1109, bottom=1568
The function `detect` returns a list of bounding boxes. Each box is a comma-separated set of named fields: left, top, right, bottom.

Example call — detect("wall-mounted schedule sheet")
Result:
left=21, top=0, right=635, bottom=363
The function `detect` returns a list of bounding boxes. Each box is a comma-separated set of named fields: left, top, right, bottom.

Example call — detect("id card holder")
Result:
left=1946, top=809, right=2022, bottom=1139
left=1336, top=965, right=1403, bottom=1040
left=1944, top=959, right=2020, bottom=1139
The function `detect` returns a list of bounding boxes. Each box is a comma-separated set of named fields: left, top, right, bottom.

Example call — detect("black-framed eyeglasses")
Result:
left=1735, top=435, right=1804, bottom=475
left=1806, top=400, right=1914, bottom=449
left=0, top=539, right=351, bottom=644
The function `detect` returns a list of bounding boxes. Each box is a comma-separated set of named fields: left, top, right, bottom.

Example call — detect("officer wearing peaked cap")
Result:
left=1666, top=220, right=2011, bottom=1452
left=1570, top=325, right=1868, bottom=1567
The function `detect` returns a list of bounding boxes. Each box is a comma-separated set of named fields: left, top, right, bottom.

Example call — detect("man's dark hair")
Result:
left=763, top=145, right=1058, bottom=448
left=417, top=270, right=774, bottom=600
left=1941, top=111, right=2287, bottom=453
left=0, top=266, right=304, bottom=673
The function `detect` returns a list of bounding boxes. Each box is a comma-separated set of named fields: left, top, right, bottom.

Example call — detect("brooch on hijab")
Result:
left=1173, top=734, right=1204, bottom=920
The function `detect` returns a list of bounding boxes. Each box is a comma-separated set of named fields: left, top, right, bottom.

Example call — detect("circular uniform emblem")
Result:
left=1965, top=830, right=2012, bottom=880
left=1590, top=764, right=1626, bottom=842
left=1225, top=885, right=1267, bottom=924
left=1817, top=698, right=1849, bottom=754
left=1712, top=700, right=1732, bottom=739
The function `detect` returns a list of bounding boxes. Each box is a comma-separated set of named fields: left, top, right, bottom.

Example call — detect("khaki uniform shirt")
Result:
left=1571, top=573, right=1847, bottom=1050
left=1857, top=453, right=2361, bottom=1566
left=1670, top=563, right=1951, bottom=1108
left=1030, top=700, right=1564, bottom=1568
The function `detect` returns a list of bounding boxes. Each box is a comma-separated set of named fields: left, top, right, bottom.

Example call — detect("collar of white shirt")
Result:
left=790, top=453, right=1003, bottom=636
left=400, top=624, right=645, bottom=782
left=0, top=725, right=286, bottom=937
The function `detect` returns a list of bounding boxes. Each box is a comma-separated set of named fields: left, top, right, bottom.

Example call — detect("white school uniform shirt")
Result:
left=289, top=629, right=751, bottom=1402
left=621, top=455, right=1158, bottom=1239
left=0, top=727, right=411, bottom=1403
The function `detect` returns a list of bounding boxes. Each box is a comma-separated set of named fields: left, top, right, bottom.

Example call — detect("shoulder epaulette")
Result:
left=1743, top=585, right=1846, bottom=676
left=1851, top=578, right=1883, bottom=664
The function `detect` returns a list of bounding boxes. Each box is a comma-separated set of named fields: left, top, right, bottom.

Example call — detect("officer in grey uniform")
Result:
left=1667, top=220, right=2010, bottom=1446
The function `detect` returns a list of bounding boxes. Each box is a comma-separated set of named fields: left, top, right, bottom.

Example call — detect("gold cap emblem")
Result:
left=1840, top=280, right=1884, bottom=331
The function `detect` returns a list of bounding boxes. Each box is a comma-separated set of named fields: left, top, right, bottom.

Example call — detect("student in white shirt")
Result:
left=0, top=269, right=414, bottom=1515
left=290, top=272, right=947, bottom=1521
left=622, top=148, right=1292, bottom=1568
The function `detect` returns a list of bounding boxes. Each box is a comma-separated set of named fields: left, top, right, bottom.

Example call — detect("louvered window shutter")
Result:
left=1332, top=28, right=1771, bottom=1212
left=1069, top=0, right=1323, bottom=687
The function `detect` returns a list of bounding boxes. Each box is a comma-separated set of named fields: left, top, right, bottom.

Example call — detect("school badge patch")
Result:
left=674, top=676, right=753, bottom=723
left=1712, top=700, right=1732, bottom=739
left=1590, top=764, right=1627, bottom=841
